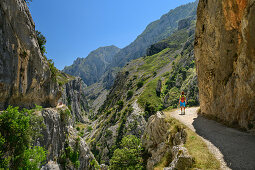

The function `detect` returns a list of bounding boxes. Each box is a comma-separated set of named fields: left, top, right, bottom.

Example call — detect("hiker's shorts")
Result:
left=180, top=101, right=186, bottom=107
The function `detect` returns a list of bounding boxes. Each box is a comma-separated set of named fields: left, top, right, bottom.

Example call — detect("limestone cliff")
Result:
left=0, top=0, right=60, bottom=110
left=142, top=111, right=193, bottom=169
left=37, top=107, right=96, bottom=170
left=195, top=0, right=255, bottom=130
left=61, top=77, right=89, bottom=123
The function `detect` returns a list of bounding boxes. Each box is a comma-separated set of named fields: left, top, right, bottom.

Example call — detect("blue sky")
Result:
left=29, top=0, right=195, bottom=70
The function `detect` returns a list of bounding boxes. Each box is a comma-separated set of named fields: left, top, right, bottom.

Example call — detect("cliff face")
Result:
left=0, top=0, right=60, bottom=110
left=61, top=77, right=89, bottom=123
left=195, top=0, right=255, bottom=130
left=37, top=107, right=95, bottom=170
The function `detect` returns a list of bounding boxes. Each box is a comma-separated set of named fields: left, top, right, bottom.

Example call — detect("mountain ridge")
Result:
left=63, top=45, right=120, bottom=86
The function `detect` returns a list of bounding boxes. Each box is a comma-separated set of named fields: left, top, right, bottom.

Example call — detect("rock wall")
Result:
left=0, top=0, right=60, bottom=110
left=61, top=77, right=89, bottom=123
left=37, top=107, right=95, bottom=170
left=195, top=0, right=255, bottom=130
left=142, top=111, right=193, bottom=169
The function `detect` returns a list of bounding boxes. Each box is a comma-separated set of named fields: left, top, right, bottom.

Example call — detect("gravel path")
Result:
left=164, top=107, right=255, bottom=170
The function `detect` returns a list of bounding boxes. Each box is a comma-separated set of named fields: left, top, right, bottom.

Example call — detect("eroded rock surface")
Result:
left=61, top=77, right=89, bottom=123
left=37, top=107, right=95, bottom=170
left=195, top=0, right=255, bottom=130
left=0, top=0, right=60, bottom=109
left=142, top=111, right=192, bottom=170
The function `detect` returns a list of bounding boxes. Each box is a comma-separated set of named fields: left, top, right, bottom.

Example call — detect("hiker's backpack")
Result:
left=180, top=95, right=186, bottom=102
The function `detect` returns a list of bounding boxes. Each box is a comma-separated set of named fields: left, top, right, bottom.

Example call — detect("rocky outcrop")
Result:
left=61, top=77, right=89, bottom=123
left=177, top=16, right=196, bottom=30
left=164, top=146, right=193, bottom=170
left=0, top=0, right=60, bottom=110
left=37, top=107, right=96, bottom=170
left=142, top=112, right=170, bottom=169
left=142, top=111, right=192, bottom=169
left=195, top=0, right=255, bottom=130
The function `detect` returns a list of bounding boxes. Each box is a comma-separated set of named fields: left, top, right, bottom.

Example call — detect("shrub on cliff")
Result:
left=0, top=106, right=46, bottom=169
left=36, top=30, right=46, bottom=56
left=110, top=135, right=143, bottom=170
left=137, top=81, right=144, bottom=89
left=127, top=90, right=134, bottom=99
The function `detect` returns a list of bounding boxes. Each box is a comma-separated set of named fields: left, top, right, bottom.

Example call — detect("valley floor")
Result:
left=164, top=107, right=255, bottom=170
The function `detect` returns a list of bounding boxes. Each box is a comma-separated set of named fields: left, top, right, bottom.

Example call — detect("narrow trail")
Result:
left=164, top=107, right=255, bottom=170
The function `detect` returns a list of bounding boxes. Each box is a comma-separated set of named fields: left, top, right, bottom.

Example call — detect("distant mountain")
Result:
left=110, top=0, right=198, bottom=68
left=63, top=45, right=120, bottom=86
left=100, top=0, right=198, bottom=89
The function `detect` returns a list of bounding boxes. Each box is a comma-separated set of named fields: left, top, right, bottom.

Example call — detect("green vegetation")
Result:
left=110, top=135, right=143, bottom=170
left=87, top=126, right=93, bottom=132
left=117, top=101, right=124, bottom=111
left=48, top=59, right=58, bottom=81
left=60, top=108, right=71, bottom=123
left=137, top=80, right=144, bottom=89
left=0, top=106, right=46, bottom=169
left=115, top=107, right=133, bottom=147
left=138, top=78, right=161, bottom=110
left=127, top=90, right=134, bottom=99
left=34, top=104, right=43, bottom=111
left=59, top=138, right=80, bottom=169
left=164, top=113, right=221, bottom=169
left=144, top=102, right=157, bottom=121
left=154, top=152, right=172, bottom=170
left=90, top=158, right=100, bottom=169
left=139, top=48, right=171, bottom=74
left=36, top=30, right=46, bottom=56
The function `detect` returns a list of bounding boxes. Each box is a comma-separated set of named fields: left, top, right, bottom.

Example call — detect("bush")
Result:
left=35, top=30, right=46, bottom=56
left=60, top=109, right=71, bottom=122
left=110, top=135, right=143, bottom=170
left=127, top=90, right=134, bottom=99
left=87, top=126, right=93, bottom=132
left=188, top=99, right=198, bottom=107
left=48, top=59, right=57, bottom=81
left=60, top=138, right=80, bottom=169
left=144, top=102, right=157, bottom=121
left=0, top=106, right=46, bottom=169
left=117, top=101, right=124, bottom=111
left=90, top=159, right=100, bottom=169
left=105, top=129, right=113, bottom=138
left=137, top=81, right=144, bottom=89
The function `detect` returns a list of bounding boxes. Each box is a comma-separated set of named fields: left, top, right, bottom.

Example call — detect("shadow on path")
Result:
left=193, top=115, right=255, bottom=170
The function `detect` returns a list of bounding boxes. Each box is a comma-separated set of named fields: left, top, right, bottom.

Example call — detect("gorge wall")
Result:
left=195, top=0, right=255, bottom=130
left=0, top=0, right=60, bottom=109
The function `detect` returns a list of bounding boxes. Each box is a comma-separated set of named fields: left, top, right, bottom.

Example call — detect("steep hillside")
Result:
left=84, top=16, right=199, bottom=168
left=110, top=0, right=198, bottom=68
left=81, top=1, right=198, bottom=114
left=63, top=45, right=120, bottom=86
left=195, top=0, right=255, bottom=131
left=0, top=0, right=61, bottom=109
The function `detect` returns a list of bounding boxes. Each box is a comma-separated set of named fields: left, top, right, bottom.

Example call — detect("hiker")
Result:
left=179, top=91, right=186, bottom=115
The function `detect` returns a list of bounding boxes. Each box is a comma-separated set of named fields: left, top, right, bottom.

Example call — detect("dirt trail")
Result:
left=164, top=107, right=255, bottom=170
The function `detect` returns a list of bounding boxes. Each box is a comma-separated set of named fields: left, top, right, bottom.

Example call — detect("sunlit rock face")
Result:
left=0, top=0, right=61, bottom=109
left=195, top=0, right=255, bottom=131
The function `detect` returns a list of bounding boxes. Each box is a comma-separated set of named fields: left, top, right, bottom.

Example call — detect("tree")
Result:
left=25, top=0, right=33, bottom=5
left=110, top=135, right=143, bottom=170
left=36, top=30, right=47, bottom=56
left=0, top=106, right=46, bottom=169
